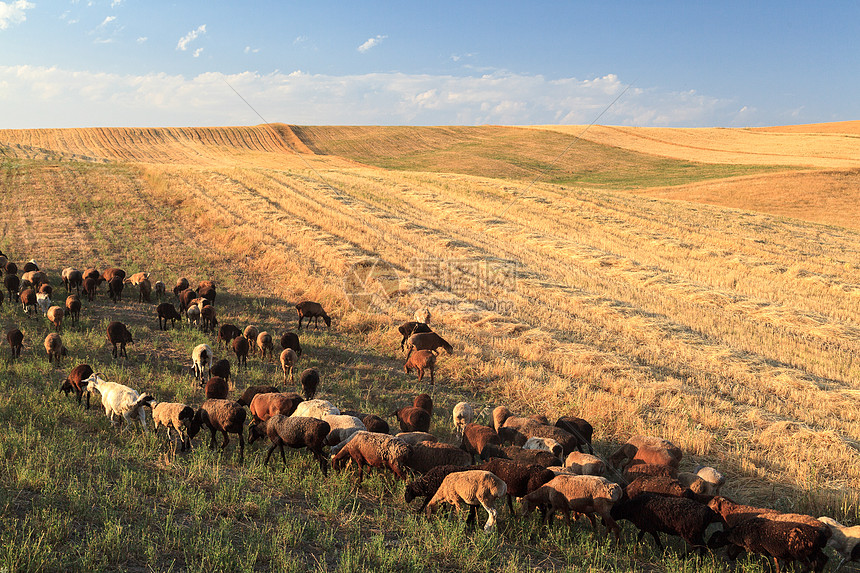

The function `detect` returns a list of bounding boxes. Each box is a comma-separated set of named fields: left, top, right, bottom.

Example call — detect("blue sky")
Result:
left=0, top=1, right=857, bottom=129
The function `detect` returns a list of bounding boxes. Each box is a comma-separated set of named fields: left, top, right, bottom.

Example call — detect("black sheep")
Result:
left=404, top=464, right=472, bottom=512
left=477, top=457, right=555, bottom=514
left=709, top=517, right=829, bottom=573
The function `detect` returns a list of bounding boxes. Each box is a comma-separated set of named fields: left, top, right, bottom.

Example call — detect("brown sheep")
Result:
left=82, top=277, right=98, bottom=301
left=405, top=332, right=453, bottom=358
left=211, top=359, right=231, bottom=385
left=44, top=333, right=67, bottom=365
left=60, top=363, right=95, bottom=408
left=460, top=423, right=503, bottom=462
left=82, top=268, right=100, bottom=283
left=107, top=276, right=124, bottom=302
left=248, top=414, right=330, bottom=476
left=22, top=270, right=47, bottom=288
left=38, top=282, right=52, bottom=297
left=5, top=273, right=20, bottom=302
left=125, top=271, right=149, bottom=285
left=623, top=463, right=679, bottom=482
left=137, top=278, right=152, bottom=303
left=217, top=324, right=242, bottom=349
left=154, top=281, right=166, bottom=300
left=46, top=305, right=64, bottom=332
left=279, top=332, right=302, bottom=356
left=331, top=431, right=412, bottom=483
left=101, top=267, right=126, bottom=284
left=256, top=331, right=274, bottom=362
left=173, top=277, right=190, bottom=298
left=607, top=435, right=683, bottom=471
left=405, top=350, right=437, bottom=385
left=397, top=321, right=432, bottom=351
left=295, top=301, right=331, bottom=329
left=7, top=327, right=23, bottom=358
left=231, top=335, right=250, bottom=366
left=200, top=304, right=217, bottom=333
left=106, top=321, right=133, bottom=359
left=62, top=267, right=83, bottom=294
left=204, top=376, right=229, bottom=399
left=156, top=302, right=182, bottom=330
left=19, top=287, right=37, bottom=315
left=524, top=475, right=623, bottom=540
left=426, top=470, right=507, bottom=533
left=5, top=261, right=18, bottom=275
left=22, top=260, right=38, bottom=273
left=178, top=287, right=197, bottom=313
left=299, top=368, right=319, bottom=400
left=280, top=348, right=298, bottom=383
left=249, top=392, right=305, bottom=423
left=65, top=295, right=81, bottom=326
left=413, top=393, right=433, bottom=416
left=236, top=385, right=282, bottom=407
left=194, top=399, right=246, bottom=464
left=242, top=325, right=259, bottom=355
left=393, top=406, right=431, bottom=433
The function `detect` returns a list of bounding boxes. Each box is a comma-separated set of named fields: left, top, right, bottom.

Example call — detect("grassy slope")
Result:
left=1, top=123, right=859, bottom=571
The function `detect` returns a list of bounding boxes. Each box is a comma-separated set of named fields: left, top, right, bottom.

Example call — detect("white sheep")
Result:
left=85, top=373, right=153, bottom=430
left=36, top=292, right=52, bottom=315
left=452, top=402, right=474, bottom=438
left=817, top=516, right=860, bottom=571
left=322, top=414, right=366, bottom=446
left=187, top=305, right=201, bottom=327
left=191, top=344, right=213, bottom=384
left=523, top=436, right=563, bottom=458
left=291, top=399, right=339, bottom=419
left=678, top=465, right=726, bottom=496
left=426, top=469, right=507, bottom=533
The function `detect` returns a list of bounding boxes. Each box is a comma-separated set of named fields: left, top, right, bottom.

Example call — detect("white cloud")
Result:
left=193, top=47, right=203, bottom=58
left=0, top=64, right=766, bottom=129
left=136, top=36, right=146, bottom=44
left=177, top=24, right=205, bottom=51
left=244, top=46, right=259, bottom=54
left=358, top=35, right=386, bottom=53
left=0, top=0, right=34, bottom=30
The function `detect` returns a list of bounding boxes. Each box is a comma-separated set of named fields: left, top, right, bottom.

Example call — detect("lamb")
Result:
left=563, top=452, right=605, bottom=476
left=476, top=457, right=556, bottom=514
left=405, top=465, right=472, bottom=512
left=709, top=517, right=829, bottom=573
left=6, top=327, right=23, bottom=358
left=395, top=432, right=438, bottom=445
left=36, top=292, right=52, bottom=315
left=299, top=368, right=320, bottom=400
left=295, top=301, right=331, bottom=329
left=60, top=363, right=94, bottom=408
left=191, top=344, right=213, bottom=385
left=816, top=516, right=860, bottom=571
left=555, top=416, right=595, bottom=454
left=426, top=470, right=507, bottom=533
left=460, top=423, right=503, bottom=462
left=65, top=295, right=81, bottom=326
left=44, top=333, right=67, bottom=365
left=393, top=406, right=431, bottom=433
left=406, top=441, right=473, bottom=474
left=210, top=359, right=231, bottom=385
left=200, top=304, right=216, bottom=332
left=611, top=492, right=724, bottom=555
left=413, top=393, right=433, bottom=416
left=5, top=260, right=17, bottom=275
left=217, top=324, right=242, bottom=349
left=280, top=348, right=298, bottom=383
left=46, top=305, right=64, bottom=332
left=204, top=376, right=229, bottom=399
left=452, top=402, right=474, bottom=438
left=154, top=281, right=166, bottom=300
left=607, top=435, right=683, bottom=471
left=279, top=332, right=302, bottom=356
left=405, top=332, right=453, bottom=358
left=330, top=431, right=412, bottom=483
left=231, top=335, right=250, bottom=366
left=151, top=401, right=197, bottom=451
left=85, top=373, right=154, bottom=430
left=156, top=302, right=182, bottom=330
left=248, top=414, right=330, bottom=475
left=198, top=285, right=216, bottom=304
left=236, top=385, right=281, bottom=407
left=62, top=267, right=83, bottom=294
left=5, top=273, right=20, bottom=302
left=194, top=398, right=247, bottom=464
left=255, top=330, right=274, bottom=360
left=82, top=278, right=98, bottom=301
left=291, top=399, right=339, bottom=419
left=404, top=350, right=437, bottom=385
left=19, top=288, right=37, bottom=315
left=107, top=276, right=124, bottom=302
left=106, top=321, right=133, bottom=359
left=501, top=445, right=561, bottom=468
left=523, top=437, right=563, bottom=458
left=321, top=414, right=366, bottom=446
left=249, top=392, right=306, bottom=423
left=38, top=282, right=52, bottom=296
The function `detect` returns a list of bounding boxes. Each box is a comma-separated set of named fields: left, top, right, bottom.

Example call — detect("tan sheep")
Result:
left=563, top=452, right=605, bottom=476
left=426, top=469, right=508, bottom=533
left=523, top=475, right=623, bottom=540
left=46, top=305, right=64, bottom=332
left=280, top=348, right=298, bottom=383
left=44, top=333, right=67, bottom=365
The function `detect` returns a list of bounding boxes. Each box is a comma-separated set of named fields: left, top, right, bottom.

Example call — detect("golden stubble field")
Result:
left=2, top=122, right=859, bottom=518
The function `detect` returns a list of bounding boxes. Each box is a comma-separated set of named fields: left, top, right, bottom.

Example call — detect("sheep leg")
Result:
left=264, top=441, right=278, bottom=466
left=112, top=343, right=118, bottom=358
left=237, top=432, right=244, bottom=465
left=429, top=367, right=434, bottom=385
left=648, top=531, right=665, bottom=553
left=314, top=450, right=328, bottom=477
left=278, top=441, right=287, bottom=468
left=599, top=511, right=621, bottom=542
left=417, top=368, right=424, bottom=382
left=506, top=494, right=515, bottom=515
left=208, top=428, right=218, bottom=450
left=480, top=503, right=498, bottom=533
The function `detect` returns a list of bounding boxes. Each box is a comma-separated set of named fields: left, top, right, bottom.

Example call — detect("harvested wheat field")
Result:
left=0, top=122, right=858, bottom=571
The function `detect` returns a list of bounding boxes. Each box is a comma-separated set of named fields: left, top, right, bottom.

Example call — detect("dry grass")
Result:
left=2, top=123, right=859, bottom=524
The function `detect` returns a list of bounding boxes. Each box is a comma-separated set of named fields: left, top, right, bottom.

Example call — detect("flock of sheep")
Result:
left=1, top=250, right=858, bottom=573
